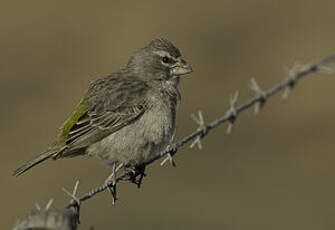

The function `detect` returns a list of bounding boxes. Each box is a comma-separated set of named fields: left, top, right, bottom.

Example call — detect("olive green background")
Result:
left=2, top=0, right=335, bottom=229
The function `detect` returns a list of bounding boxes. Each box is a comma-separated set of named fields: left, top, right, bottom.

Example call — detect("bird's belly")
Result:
left=87, top=106, right=176, bottom=167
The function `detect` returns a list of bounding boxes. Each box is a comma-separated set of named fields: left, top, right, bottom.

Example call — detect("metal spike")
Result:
left=45, top=199, right=54, bottom=211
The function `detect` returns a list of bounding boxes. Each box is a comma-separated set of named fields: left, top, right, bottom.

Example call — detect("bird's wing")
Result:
left=54, top=75, right=149, bottom=158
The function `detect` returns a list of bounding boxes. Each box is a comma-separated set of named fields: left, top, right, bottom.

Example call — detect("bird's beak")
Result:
left=171, top=58, right=193, bottom=76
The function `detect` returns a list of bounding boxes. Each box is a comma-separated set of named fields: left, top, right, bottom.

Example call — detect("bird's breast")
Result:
left=140, top=95, right=177, bottom=145
left=87, top=86, right=179, bottom=167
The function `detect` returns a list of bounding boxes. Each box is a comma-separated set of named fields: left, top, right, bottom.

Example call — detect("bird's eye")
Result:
left=162, top=56, right=170, bottom=63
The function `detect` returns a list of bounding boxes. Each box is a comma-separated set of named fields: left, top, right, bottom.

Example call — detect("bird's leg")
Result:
left=128, top=164, right=146, bottom=188
left=104, top=163, right=123, bottom=205
left=135, top=164, right=146, bottom=188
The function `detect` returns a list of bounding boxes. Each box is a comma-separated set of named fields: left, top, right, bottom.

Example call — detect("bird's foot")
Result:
left=128, top=165, right=146, bottom=189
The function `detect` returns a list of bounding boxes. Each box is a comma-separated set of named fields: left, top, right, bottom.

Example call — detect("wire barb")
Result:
left=226, top=91, right=239, bottom=134
left=62, top=180, right=81, bottom=223
left=45, top=199, right=54, bottom=211
left=160, top=153, right=176, bottom=167
left=282, top=64, right=301, bottom=99
left=104, top=163, right=124, bottom=205
left=63, top=189, right=79, bottom=205
left=161, top=145, right=177, bottom=167
left=190, top=111, right=206, bottom=150
left=249, top=78, right=267, bottom=114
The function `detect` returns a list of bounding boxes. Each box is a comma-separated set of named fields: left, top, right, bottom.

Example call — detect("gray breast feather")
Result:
left=87, top=96, right=176, bottom=167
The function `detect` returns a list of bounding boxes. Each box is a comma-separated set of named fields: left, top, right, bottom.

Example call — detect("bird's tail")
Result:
left=13, top=149, right=58, bottom=177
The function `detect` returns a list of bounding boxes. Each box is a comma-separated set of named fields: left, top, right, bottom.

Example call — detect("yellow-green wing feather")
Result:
left=56, top=95, right=89, bottom=145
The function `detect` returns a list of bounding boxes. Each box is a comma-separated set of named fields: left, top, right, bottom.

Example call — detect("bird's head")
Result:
left=127, top=38, right=193, bottom=81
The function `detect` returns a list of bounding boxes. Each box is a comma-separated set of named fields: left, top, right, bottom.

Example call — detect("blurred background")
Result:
left=2, top=0, right=335, bottom=229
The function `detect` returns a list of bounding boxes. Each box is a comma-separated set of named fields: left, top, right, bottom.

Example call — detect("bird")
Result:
left=13, top=38, right=193, bottom=181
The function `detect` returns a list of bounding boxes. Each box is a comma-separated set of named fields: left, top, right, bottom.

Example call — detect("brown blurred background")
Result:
left=2, top=0, right=335, bottom=229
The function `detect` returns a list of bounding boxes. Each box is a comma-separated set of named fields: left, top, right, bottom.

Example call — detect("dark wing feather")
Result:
left=13, top=73, right=149, bottom=176
left=65, top=106, right=145, bottom=148
left=57, top=74, right=149, bottom=158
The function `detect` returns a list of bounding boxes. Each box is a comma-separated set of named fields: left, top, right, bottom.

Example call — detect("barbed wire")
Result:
left=63, top=53, right=335, bottom=212
left=14, top=54, right=335, bottom=229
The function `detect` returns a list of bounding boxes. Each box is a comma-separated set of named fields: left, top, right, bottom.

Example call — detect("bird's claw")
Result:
left=128, top=165, right=146, bottom=188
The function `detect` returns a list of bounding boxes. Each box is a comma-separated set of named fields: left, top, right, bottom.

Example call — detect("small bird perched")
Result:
left=13, top=38, right=192, bottom=180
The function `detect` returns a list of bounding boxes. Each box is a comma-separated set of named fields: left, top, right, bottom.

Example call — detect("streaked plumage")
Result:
left=13, top=38, right=192, bottom=176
